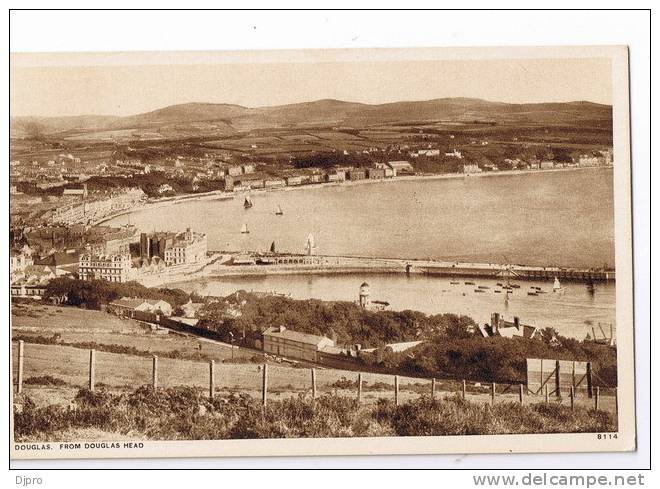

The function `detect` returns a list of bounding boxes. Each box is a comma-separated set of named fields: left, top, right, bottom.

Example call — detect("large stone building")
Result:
left=78, top=253, right=135, bottom=283
left=140, top=228, right=207, bottom=266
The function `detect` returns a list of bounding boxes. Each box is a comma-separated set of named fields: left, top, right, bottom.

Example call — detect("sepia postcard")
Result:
left=10, top=45, right=635, bottom=459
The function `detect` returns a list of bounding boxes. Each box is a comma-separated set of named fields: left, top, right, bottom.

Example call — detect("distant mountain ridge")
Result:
left=10, top=97, right=612, bottom=137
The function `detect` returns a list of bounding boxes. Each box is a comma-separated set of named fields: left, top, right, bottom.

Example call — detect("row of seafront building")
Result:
left=223, top=161, right=412, bottom=192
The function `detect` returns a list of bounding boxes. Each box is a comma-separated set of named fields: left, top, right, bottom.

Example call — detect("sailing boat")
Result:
left=270, top=241, right=276, bottom=253
left=240, top=223, right=249, bottom=234
left=305, top=233, right=316, bottom=255
left=553, top=277, right=566, bottom=294
left=244, top=196, right=253, bottom=209
left=275, top=204, right=284, bottom=216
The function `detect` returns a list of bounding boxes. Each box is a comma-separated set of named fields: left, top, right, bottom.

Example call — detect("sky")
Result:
left=10, top=52, right=612, bottom=117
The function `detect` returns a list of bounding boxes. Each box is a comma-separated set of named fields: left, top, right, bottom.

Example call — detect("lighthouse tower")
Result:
left=359, top=282, right=370, bottom=309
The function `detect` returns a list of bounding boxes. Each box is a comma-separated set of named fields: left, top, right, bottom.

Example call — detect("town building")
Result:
left=463, top=164, right=482, bottom=174
left=78, top=253, right=135, bottom=283
left=10, top=245, right=34, bottom=278
left=140, top=228, right=207, bottom=266
left=577, top=154, right=604, bottom=167
left=224, top=175, right=234, bottom=192
left=347, top=169, right=366, bottom=181
left=387, top=161, right=414, bottom=175
left=367, top=168, right=386, bottom=179
left=262, top=326, right=335, bottom=362
left=163, top=228, right=208, bottom=266
left=444, top=149, right=462, bottom=158
left=286, top=176, right=304, bottom=186
left=264, top=178, right=286, bottom=188
left=227, top=165, right=243, bottom=177
left=107, top=297, right=173, bottom=318
left=62, top=183, right=88, bottom=198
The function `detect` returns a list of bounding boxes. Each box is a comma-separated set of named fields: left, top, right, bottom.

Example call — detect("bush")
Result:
left=23, top=375, right=67, bottom=387
left=13, top=386, right=616, bottom=442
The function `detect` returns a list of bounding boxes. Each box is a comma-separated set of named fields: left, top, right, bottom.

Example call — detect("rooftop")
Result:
left=262, top=326, right=333, bottom=347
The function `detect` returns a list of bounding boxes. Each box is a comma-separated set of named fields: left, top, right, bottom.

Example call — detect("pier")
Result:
left=205, top=251, right=615, bottom=283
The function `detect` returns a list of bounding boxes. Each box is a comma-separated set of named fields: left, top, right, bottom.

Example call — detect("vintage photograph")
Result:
left=10, top=46, right=635, bottom=459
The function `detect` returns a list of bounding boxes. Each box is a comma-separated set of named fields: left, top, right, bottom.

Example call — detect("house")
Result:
left=107, top=297, right=173, bottom=318
left=181, top=300, right=204, bottom=319
left=479, top=313, right=539, bottom=340
left=10, top=246, right=34, bottom=278
left=443, top=149, right=462, bottom=158
left=262, top=326, right=335, bottom=362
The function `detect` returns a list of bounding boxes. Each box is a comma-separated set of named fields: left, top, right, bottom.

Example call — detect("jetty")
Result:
left=205, top=251, right=615, bottom=283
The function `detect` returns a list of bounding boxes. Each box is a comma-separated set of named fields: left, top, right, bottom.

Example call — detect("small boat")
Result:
left=474, top=289, right=486, bottom=293
left=494, top=290, right=502, bottom=293
left=465, top=281, right=475, bottom=285
left=240, top=223, right=249, bottom=234
left=527, top=292, right=538, bottom=296
left=496, top=282, right=503, bottom=286
left=275, top=204, right=284, bottom=216
left=510, top=284, right=521, bottom=289
left=244, top=196, right=253, bottom=209
left=553, top=277, right=566, bottom=294
left=478, top=285, right=490, bottom=290
left=450, top=281, right=460, bottom=285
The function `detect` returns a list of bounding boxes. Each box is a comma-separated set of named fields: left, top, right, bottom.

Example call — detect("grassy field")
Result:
left=11, top=303, right=257, bottom=363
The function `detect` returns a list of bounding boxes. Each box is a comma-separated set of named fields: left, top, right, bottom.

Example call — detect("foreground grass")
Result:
left=14, top=386, right=616, bottom=442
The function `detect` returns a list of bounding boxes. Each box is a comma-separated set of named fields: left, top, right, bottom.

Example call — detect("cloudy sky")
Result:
left=10, top=50, right=612, bottom=117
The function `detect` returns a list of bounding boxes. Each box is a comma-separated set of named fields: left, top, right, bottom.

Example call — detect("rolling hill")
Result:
left=10, top=98, right=612, bottom=138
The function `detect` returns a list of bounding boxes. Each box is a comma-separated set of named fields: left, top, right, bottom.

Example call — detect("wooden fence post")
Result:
left=518, top=384, right=524, bottom=404
left=262, top=364, right=268, bottom=406
left=555, top=360, right=561, bottom=398
left=17, top=340, right=24, bottom=394
left=570, top=386, right=575, bottom=411
left=491, top=382, right=496, bottom=406
left=586, top=361, right=593, bottom=398
left=614, top=387, right=618, bottom=416
left=89, top=349, right=96, bottom=392
left=357, top=373, right=362, bottom=404
left=462, top=379, right=466, bottom=400
left=209, top=360, right=215, bottom=399
left=311, top=368, right=316, bottom=400
left=152, top=355, right=158, bottom=390
left=431, top=378, right=436, bottom=400
left=594, top=386, right=600, bottom=411
left=544, top=385, right=549, bottom=403
left=394, top=375, right=400, bottom=406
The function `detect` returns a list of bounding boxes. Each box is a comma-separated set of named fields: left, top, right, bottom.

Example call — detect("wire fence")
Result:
left=11, top=340, right=618, bottom=413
